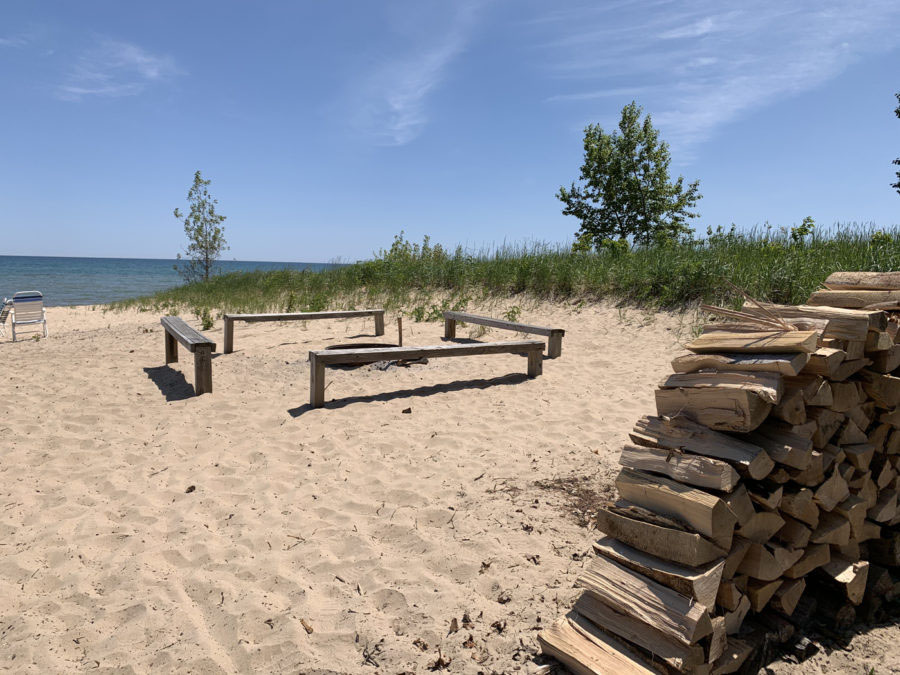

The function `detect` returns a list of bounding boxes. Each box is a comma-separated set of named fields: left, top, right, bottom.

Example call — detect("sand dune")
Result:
left=0, top=303, right=894, bottom=673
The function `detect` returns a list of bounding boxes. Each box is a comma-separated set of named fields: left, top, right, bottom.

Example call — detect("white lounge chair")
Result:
left=11, top=291, right=48, bottom=341
left=0, top=298, right=10, bottom=337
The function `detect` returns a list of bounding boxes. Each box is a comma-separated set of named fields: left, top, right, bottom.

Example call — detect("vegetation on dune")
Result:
left=112, top=225, right=900, bottom=320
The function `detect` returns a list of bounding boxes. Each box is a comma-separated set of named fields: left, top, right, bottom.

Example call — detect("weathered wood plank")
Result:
left=615, top=469, right=737, bottom=550
left=809, top=289, right=900, bottom=308
left=686, top=329, right=818, bottom=354
left=443, top=310, right=565, bottom=357
left=619, top=444, right=740, bottom=492
left=631, top=415, right=774, bottom=479
left=576, top=556, right=713, bottom=644
left=822, top=271, right=900, bottom=291
left=223, top=310, right=386, bottom=353
left=592, top=536, right=725, bottom=611
left=655, top=387, right=772, bottom=433
left=595, top=503, right=727, bottom=567
left=671, top=352, right=809, bottom=376
left=660, top=371, right=783, bottom=404
left=538, top=614, right=664, bottom=675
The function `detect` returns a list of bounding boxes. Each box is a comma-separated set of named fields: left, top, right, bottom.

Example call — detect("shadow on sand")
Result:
left=287, top=372, right=528, bottom=417
left=143, top=366, right=197, bottom=401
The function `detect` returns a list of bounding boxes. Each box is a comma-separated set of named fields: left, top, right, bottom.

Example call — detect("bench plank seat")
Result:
left=309, top=339, right=544, bottom=408
left=160, top=316, right=216, bottom=395
left=443, top=311, right=565, bottom=358
left=223, top=309, right=384, bottom=353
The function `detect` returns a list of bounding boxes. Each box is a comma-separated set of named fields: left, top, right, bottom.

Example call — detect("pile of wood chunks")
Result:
left=539, top=272, right=900, bottom=674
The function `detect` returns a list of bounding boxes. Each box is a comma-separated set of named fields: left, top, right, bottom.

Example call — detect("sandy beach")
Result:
left=1, top=303, right=897, bottom=674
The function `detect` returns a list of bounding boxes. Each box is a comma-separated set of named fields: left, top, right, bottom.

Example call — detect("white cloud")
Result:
left=539, top=1, right=900, bottom=152
left=354, top=3, right=482, bottom=146
left=56, top=39, right=179, bottom=101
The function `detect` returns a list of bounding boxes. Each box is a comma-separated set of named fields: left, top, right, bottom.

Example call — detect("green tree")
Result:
left=558, top=101, right=701, bottom=249
left=893, top=92, right=900, bottom=196
left=174, top=170, right=228, bottom=283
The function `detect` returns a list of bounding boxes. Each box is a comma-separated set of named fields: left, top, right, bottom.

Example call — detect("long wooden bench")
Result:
left=308, top=340, right=545, bottom=408
left=223, top=309, right=385, bottom=353
left=160, top=316, right=216, bottom=395
left=443, top=311, right=565, bottom=358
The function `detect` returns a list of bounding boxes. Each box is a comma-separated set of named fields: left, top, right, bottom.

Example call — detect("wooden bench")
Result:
left=161, top=316, right=216, bottom=395
left=443, top=311, right=565, bottom=358
left=223, top=309, right=385, bottom=353
left=308, top=340, right=545, bottom=408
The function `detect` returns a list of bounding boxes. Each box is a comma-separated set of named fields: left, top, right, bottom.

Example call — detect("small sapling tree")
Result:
left=175, top=170, right=228, bottom=283
left=558, top=101, right=701, bottom=250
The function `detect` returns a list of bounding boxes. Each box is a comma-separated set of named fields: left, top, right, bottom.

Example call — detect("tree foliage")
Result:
left=893, top=92, right=900, bottom=196
left=558, top=101, right=701, bottom=249
left=175, top=170, right=228, bottom=283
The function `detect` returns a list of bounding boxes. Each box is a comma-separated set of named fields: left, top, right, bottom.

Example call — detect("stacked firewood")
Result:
left=539, top=280, right=900, bottom=674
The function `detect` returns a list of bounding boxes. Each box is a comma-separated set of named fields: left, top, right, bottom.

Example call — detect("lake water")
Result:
left=0, top=256, right=338, bottom=306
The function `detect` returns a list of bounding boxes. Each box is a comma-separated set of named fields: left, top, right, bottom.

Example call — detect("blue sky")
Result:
left=1, top=1, right=899, bottom=262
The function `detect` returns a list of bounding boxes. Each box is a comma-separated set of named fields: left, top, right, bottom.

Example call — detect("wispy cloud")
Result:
left=56, top=39, right=179, bottom=101
left=354, top=3, right=482, bottom=146
left=0, top=35, right=30, bottom=48
left=539, top=1, right=900, bottom=152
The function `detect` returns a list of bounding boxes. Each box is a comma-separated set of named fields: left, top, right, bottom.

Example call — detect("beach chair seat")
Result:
left=11, top=291, right=48, bottom=341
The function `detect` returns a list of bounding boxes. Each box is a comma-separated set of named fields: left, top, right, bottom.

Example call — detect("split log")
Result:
left=802, top=347, right=845, bottom=377
left=686, top=329, right=819, bottom=354
left=812, top=467, right=850, bottom=511
left=716, top=579, right=744, bottom=612
left=866, top=330, right=894, bottom=352
left=780, top=488, right=820, bottom=527
left=810, top=511, right=851, bottom=546
left=573, top=593, right=706, bottom=670
left=671, top=352, right=809, bottom=376
left=774, top=515, right=812, bottom=549
left=843, top=444, right=875, bottom=472
left=837, top=419, right=868, bottom=445
left=615, top=469, right=737, bottom=549
left=659, top=372, right=783, bottom=404
left=737, top=542, right=804, bottom=581
left=833, top=495, right=868, bottom=538
left=770, top=577, right=806, bottom=616
left=655, top=387, right=772, bottom=433
left=736, top=511, right=785, bottom=544
left=619, top=444, right=740, bottom=492
left=746, top=578, right=782, bottom=612
left=783, top=543, right=830, bottom=578
left=592, top=536, right=725, bottom=611
left=807, top=407, right=844, bottom=448
left=829, top=381, right=861, bottom=412
left=819, top=557, right=869, bottom=605
left=595, top=503, right=728, bottom=567
left=576, top=556, right=714, bottom=644
left=832, top=358, right=871, bottom=381
left=859, top=369, right=900, bottom=409
left=809, top=289, right=900, bottom=308
left=868, top=489, right=898, bottom=522
left=723, top=594, right=751, bottom=635
left=538, top=614, right=664, bottom=675
left=869, top=345, right=900, bottom=373
left=822, top=271, right=900, bottom=291
left=722, top=537, right=752, bottom=579
left=772, top=387, right=806, bottom=425
left=631, top=415, right=774, bottom=479
left=711, top=636, right=754, bottom=674
left=723, top=485, right=755, bottom=527
left=746, top=424, right=813, bottom=470
left=868, top=530, right=900, bottom=566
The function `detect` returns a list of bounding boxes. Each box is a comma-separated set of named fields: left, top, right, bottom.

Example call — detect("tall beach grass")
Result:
left=111, top=224, right=900, bottom=318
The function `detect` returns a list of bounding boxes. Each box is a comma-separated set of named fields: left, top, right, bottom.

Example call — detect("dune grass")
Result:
left=111, top=225, right=900, bottom=320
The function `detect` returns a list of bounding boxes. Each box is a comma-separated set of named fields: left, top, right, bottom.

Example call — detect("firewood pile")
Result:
left=538, top=272, right=900, bottom=674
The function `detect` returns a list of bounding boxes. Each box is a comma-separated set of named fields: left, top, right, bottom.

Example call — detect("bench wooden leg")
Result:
left=194, top=345, right=213, bottom=395
left=310, top=353, right=325, bottom=408
left=223, top=317, right=234, bottom=354
left=527, top=350, right=543, bottom=377
left=547, top=332, right=563, bottom=359
left=165, top=331, right=178, bottom=363
left=374, top=312, right=385, bottom=336
left=444, top=318, right=456, bottom=339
